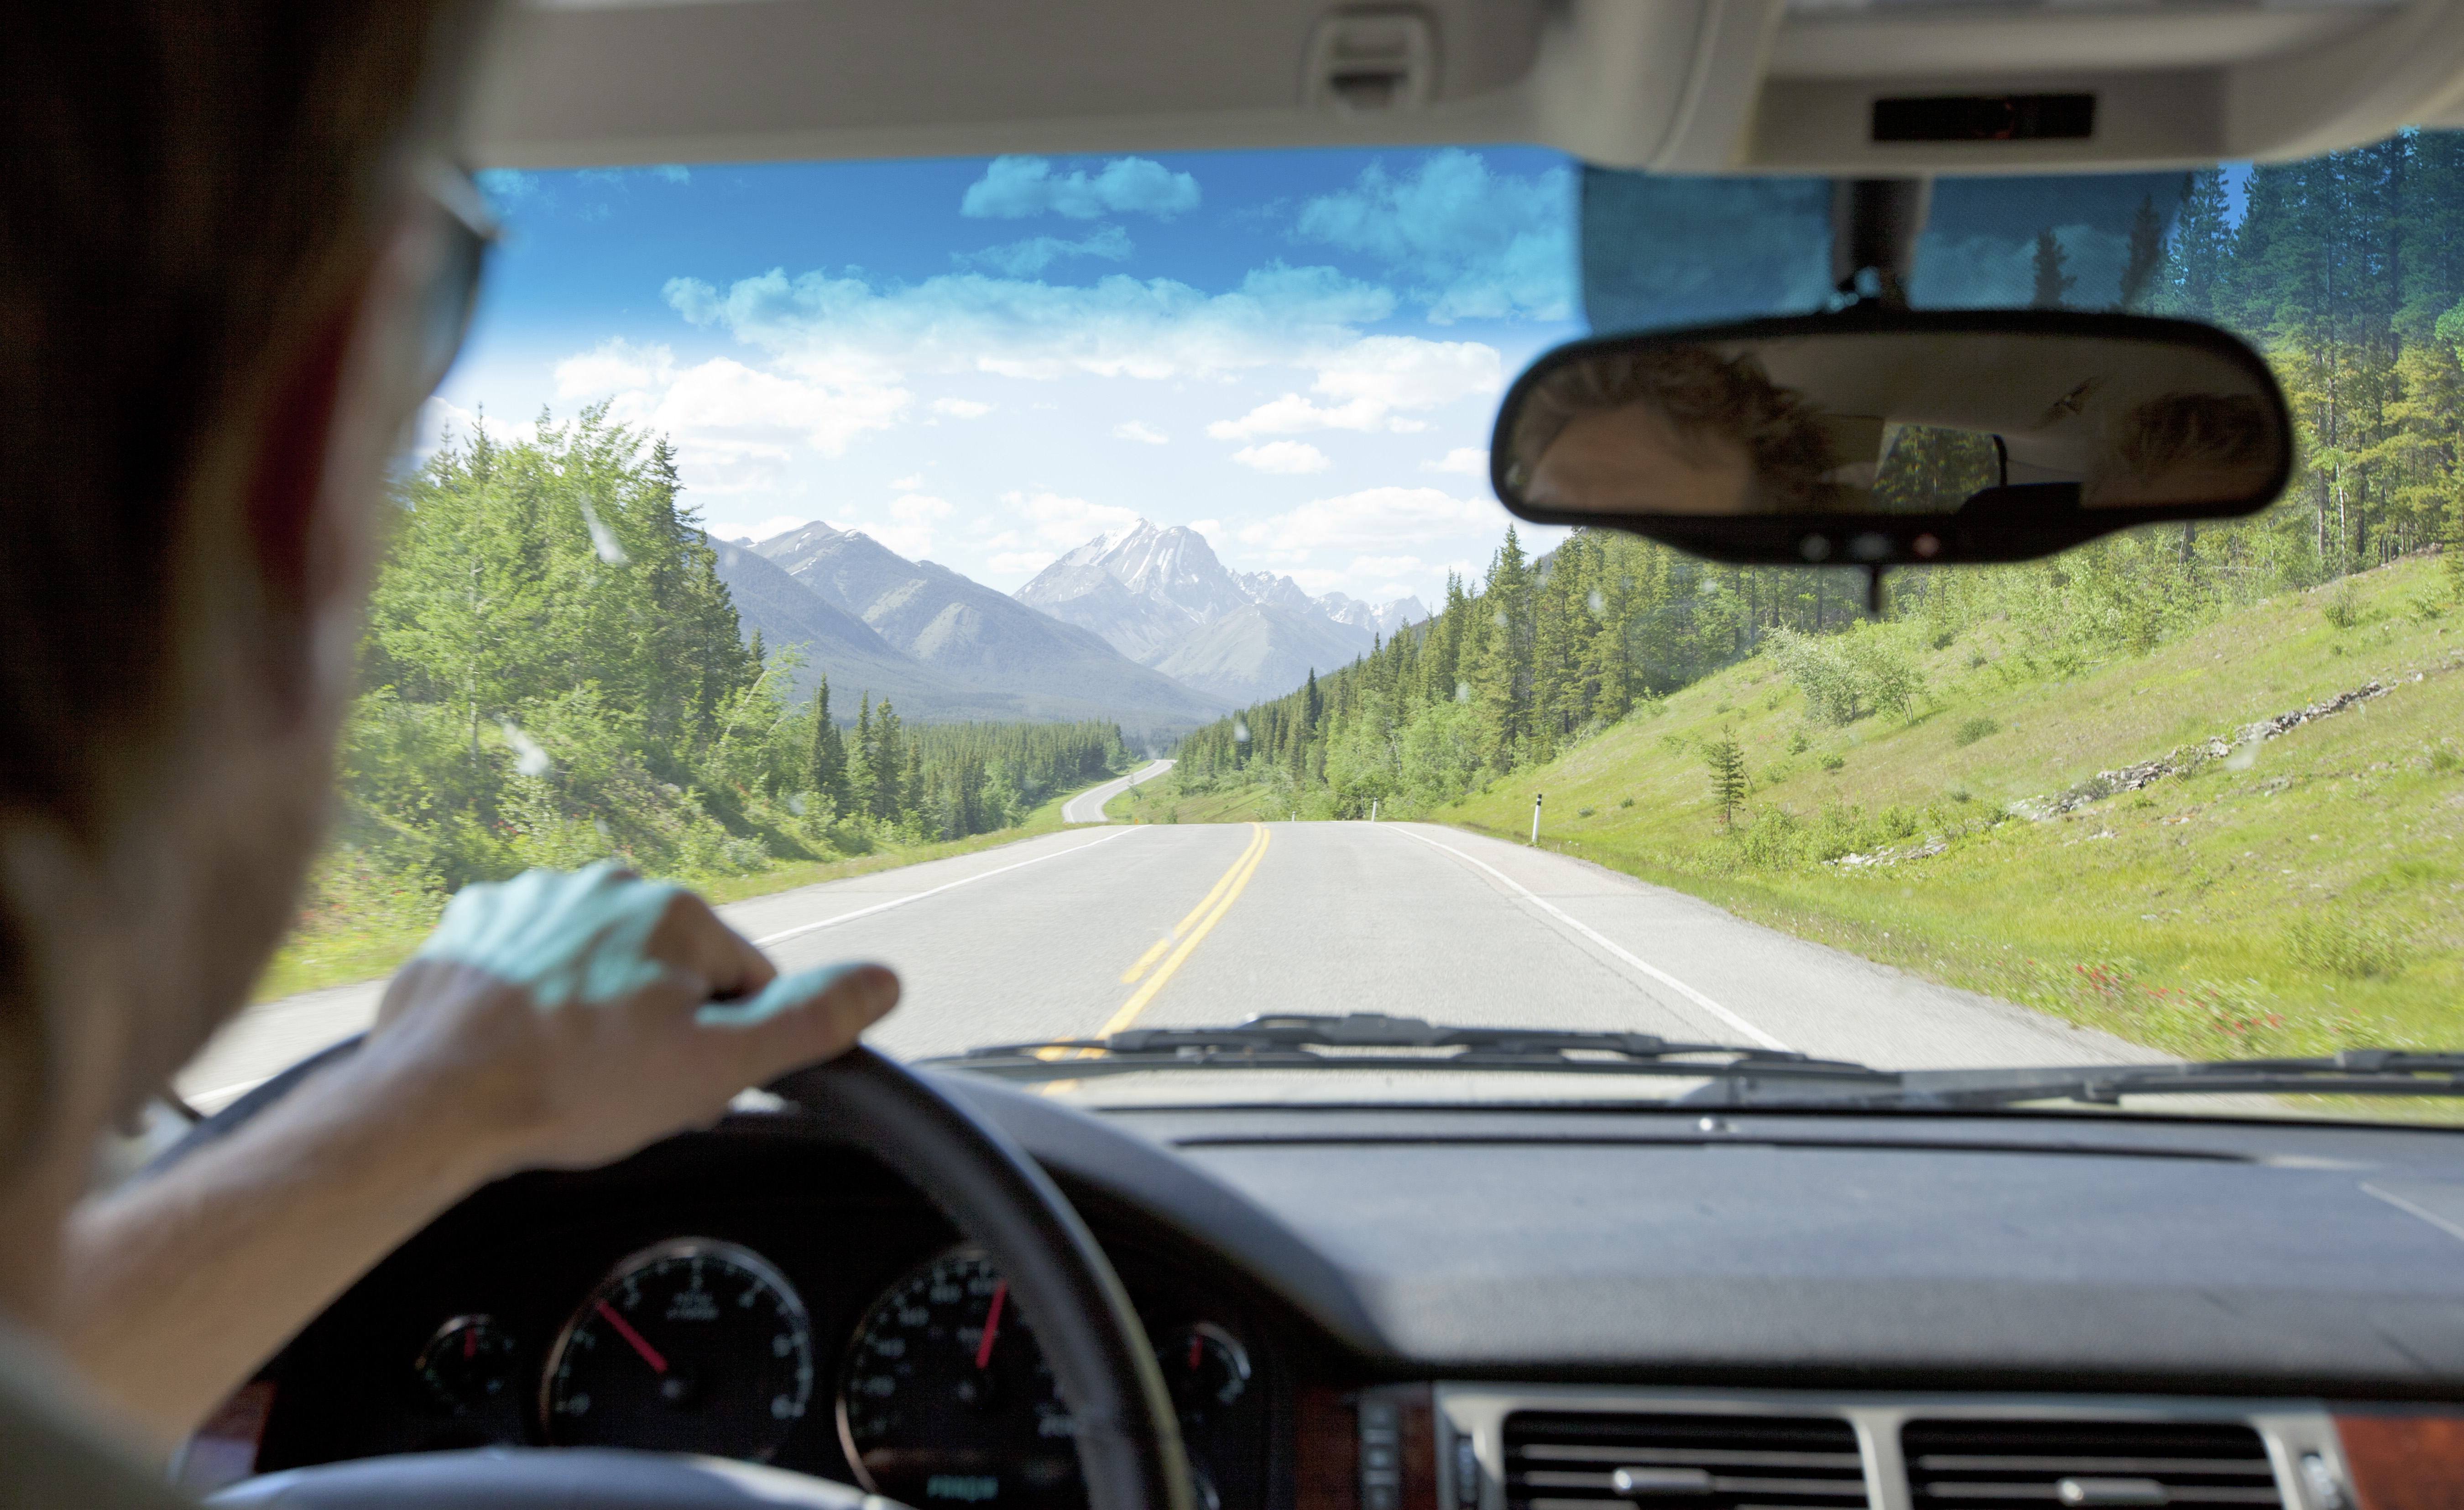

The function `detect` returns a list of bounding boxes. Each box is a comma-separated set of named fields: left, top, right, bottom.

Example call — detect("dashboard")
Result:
left=187, top=1076, right=2464, bottom=1510
left=232, top=1122, right=1281, bottom=1510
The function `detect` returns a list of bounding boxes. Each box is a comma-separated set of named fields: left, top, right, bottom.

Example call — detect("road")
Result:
left=174, top=820, right=2165, bottom=1111
left=1061, top=759, right=1174, bottom=823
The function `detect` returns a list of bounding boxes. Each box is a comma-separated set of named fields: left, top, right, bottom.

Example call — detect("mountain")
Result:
left=750, top=521, right=1227, bottom=728
left=1015, top=522, right=1244, bottom=661
left=1319, top=591, right=1430, bottom=637
left=1149, top=603, right=1373, bottom=706
left=709, top=539, right=1065, bottom=721
left=1013, top=519, right=1433, bottom=702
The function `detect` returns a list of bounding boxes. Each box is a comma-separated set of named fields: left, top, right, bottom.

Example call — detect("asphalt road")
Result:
left=173, top=820, right=2165, bottom=1111
left=1060, top=759, right=1174, bottom=823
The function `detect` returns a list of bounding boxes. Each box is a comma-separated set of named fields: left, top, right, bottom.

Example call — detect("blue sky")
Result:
left=427, top=146, right=1584, bottom=607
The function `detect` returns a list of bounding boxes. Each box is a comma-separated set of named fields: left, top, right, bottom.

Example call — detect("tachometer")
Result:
left=543, top=1237, right=814, bottom=1461
left=837, top=1249, right=1081, bottom=1510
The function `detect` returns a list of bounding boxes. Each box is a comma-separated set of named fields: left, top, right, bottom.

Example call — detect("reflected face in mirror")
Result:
left=1511, top=347, right=1837, bottom=516
left=1494, top=319, right=2293, bottom=546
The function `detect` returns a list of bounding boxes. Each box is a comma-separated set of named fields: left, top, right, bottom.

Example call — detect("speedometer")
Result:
left=837, top=1249, right=1082, bottom=1510
left=543, top=1237, right=814, bottom=1461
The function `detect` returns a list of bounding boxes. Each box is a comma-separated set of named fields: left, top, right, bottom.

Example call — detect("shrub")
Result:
left=2285, top=916, right=2407, bottom=979
left=1955, top=716, right=2000, bottom=746
left=1820, top=753, right=1845, bottom=772
left=2323, top=576, right=2363, bottom=629
left=1618, top=794, right=1634, bottom=808
left=1576, top=806, right=1595, bottom=818
left=2431, top=745, right=2461, bottom=774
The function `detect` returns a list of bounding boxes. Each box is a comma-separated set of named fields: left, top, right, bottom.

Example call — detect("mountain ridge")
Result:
left=1013, top=518, right=1427, bottom=702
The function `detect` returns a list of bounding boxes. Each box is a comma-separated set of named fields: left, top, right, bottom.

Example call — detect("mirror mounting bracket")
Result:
left=1831, top=178, right=1931, bottom=311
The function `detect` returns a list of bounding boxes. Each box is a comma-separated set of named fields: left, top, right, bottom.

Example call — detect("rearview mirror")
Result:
left=1489, top=311, right=2292, bottom=566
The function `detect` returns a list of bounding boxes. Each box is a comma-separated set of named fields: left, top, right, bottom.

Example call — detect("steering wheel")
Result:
left=186, top=1044, right=1195, bottom=1510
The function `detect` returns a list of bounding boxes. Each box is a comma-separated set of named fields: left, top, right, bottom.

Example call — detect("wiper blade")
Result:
left=1854, top=1049, right=2464, bottom=1110
left=926, top=1012, right=1891, bottom=1087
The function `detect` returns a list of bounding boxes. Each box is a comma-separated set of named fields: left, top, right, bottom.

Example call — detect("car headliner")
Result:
left=467, top=0, right=2464, bottom=177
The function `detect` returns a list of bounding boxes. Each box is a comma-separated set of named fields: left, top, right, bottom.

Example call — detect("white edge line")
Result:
left=751, top=825, right=1145, bottom=948
left=2360, top=1183, right=2464, bottom=1246
left=1386, top=825, right=1791, bottom=1053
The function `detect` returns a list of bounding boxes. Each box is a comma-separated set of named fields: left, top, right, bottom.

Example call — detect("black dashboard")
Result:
left=217, top=1075, right=2464, bottom=1510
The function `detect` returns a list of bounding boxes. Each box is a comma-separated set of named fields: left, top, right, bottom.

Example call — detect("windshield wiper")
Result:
left=925, top=1013, right=1896, bottom=1092
left=929, top=1018, right=2464, bottom=1113
left=1864, top=1050, right=2464, bottom=1111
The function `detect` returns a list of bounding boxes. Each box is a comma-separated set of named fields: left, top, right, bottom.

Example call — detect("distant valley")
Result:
left=709, top=517, right=1423, bottom=732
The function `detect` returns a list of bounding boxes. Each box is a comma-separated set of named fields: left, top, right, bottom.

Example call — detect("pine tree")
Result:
left=1704, top=729, right=1748, bottom=830
left=809, top=675, right=848, bottom=816
left=2029, top=229, right=2076, bottom=309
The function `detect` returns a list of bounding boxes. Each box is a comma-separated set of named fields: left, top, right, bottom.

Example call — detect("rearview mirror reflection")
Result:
left=1491, top=313, right=2292, bottom=566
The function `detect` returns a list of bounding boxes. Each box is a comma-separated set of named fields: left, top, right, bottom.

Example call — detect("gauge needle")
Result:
left=975, top=1282, right=1008, bottom=1370
left=595, top=1299, right=668, bottom=1375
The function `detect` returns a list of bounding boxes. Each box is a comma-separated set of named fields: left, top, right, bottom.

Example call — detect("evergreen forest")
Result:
left=302, top=408, right=1127, bottom=969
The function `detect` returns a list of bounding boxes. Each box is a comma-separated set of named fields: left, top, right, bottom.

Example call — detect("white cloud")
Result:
left=663, top=263, right=1393, bottom=385
left=1112, top=420, right=1169, bottom=444
left=961, top=157, right=1200, bottom=220
left=1293, top=148, right=1576, bottom=323
left=1237, top=486, right=1491, bottom=555
left=705, top=514, right=810, bottom=543
left=932, top=397, right=992, bottom=418
left=959, top=224, right=1134, bottom=276
left=554, top=338, right=674, bottom=398
left=643, top=357, right=912, bottom=462
left=1206, top=336, right=1501, bottom=439
left=891, top=473, right=924, bottom=490
left=1001, top=489, right=1142, bottom=546
left=891, top=492, right=954, bottom=523
left=1425, top=446, right=1489, bottom=475
left=1232, top=441, right=1332, bottom=475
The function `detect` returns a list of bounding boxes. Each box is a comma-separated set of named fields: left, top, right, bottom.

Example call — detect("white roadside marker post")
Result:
left=1370, top=799, right=1378, bottom=823
left=1530, top=793, right=1543, bottom=846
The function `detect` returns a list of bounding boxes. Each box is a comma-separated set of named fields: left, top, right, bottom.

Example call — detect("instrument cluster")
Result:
left=258, top=1190, right=1277, bottom=1510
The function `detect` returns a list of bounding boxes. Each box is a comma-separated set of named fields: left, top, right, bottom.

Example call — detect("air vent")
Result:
left=1504, top=1411, right=1871, bottom=1510
left=1902, top=1419, right=2281, bottom=1510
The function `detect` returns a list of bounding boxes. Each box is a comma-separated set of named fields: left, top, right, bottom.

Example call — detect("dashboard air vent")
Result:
left=1901, top=1419, right=2280, bottom=1510
left=1504, top=1411, right=1870, bottom=1510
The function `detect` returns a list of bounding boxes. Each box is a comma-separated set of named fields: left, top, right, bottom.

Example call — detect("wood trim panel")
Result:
left=1297, top=1385, right=1358, bottom=1510
left=2336, top=1413, right=2464, bottom=1510
left=1397, top=1386, right=1437, bottom=1510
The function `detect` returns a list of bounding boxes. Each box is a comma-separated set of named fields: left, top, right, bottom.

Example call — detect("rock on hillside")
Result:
left=752, top=520, right=1227, bottom=726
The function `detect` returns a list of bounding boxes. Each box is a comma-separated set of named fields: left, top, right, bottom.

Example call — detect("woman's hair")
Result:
left=1511, top=346, right=1837, bottom=509
left=0, top=0, right=483, bottom=1160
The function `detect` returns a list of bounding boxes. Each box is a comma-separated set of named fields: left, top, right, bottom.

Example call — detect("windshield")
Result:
left=183, top=137, right=2464, bottom=1123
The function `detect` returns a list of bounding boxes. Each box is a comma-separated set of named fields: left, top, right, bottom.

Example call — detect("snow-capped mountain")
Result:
left=1014, top=520, right=1430, bottom=702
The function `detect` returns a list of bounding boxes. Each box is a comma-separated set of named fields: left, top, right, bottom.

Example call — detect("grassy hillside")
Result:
left=1447, top=554, right=2463, bottom=1060
left=1171, top=555, right=2464, bottom=1061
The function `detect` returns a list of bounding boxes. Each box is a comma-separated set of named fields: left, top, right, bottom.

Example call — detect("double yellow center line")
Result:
left=1101, top=821, right=1269, bottom=1037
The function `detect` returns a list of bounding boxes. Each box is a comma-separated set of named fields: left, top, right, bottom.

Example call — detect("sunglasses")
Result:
left=415, top=163, right=496, bottom=398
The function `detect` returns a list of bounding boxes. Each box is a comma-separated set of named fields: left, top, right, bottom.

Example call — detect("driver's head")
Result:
left=0, top=2, right=492, bottom=1256
left=1512, top=347, right=1836, bottom=515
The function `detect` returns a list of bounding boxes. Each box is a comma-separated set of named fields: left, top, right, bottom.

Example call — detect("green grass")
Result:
left=1177, top=556, right=2464, bottom=1065
left=250, top=778, right=1118, bottom=1003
